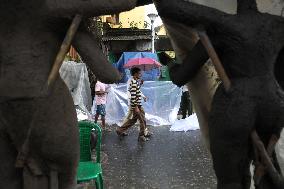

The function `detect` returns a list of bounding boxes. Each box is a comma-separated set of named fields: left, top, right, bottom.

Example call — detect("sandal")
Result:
left=138, top=135, right=149, bottom=142
left=116, top=130, right=128, bottom=136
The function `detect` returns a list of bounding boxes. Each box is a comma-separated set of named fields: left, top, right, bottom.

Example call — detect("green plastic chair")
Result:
left=77, top=120, right=103, bottom=189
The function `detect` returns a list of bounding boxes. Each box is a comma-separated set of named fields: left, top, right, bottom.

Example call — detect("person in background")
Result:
left=177, top=85, right=193, bottom=119
left=116, top=67, right=152, bottom=142
left=94, top=80, right=110, bottom=131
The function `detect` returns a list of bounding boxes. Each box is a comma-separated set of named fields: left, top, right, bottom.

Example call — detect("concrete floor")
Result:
left=78, top=125, right=216, bottom=189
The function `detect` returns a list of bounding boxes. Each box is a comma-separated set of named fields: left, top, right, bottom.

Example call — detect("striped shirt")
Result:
left=128, top=78, right=142, bottom=108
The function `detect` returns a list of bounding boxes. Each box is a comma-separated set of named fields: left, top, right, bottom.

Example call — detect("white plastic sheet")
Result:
left=60, top=61, right=92, bottom=112
left=170, top=113, right=200, bottom=132
left=76, top=108, right=89, bottom=121
left=101, top=81, right=182, bottom=126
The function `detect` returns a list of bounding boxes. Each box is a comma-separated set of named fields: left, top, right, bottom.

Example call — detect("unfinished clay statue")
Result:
left=0, top=1, right=148, bottom=189
left=153, top=0, right=284, bottom=188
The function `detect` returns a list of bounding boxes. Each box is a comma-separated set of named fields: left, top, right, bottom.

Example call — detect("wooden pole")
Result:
left=251, top=131, right=284, bottom=187
left=198, top=31, right=231, bottom=91
left=47, top=14, right=82, bottom=88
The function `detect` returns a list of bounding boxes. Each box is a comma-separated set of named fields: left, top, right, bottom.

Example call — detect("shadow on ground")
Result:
left=78, top=125, right=216, bottom=189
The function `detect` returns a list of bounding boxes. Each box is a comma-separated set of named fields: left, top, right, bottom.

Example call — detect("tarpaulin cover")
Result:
left=60, top=61, right=92, bottom=113
left=113, top=52, right=160, bottom=83
left=93, top=81, right=182, bottom=126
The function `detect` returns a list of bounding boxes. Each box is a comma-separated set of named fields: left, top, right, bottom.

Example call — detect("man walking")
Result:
left=116, top=67, right=151, bottom=141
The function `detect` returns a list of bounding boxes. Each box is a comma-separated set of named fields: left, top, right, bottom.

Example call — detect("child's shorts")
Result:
left=96, top=104, right=106, bottom=116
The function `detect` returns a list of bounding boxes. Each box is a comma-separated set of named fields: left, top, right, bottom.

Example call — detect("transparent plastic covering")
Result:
left=60, top=61, right=92, bottom=113
left=93, top=81, right=182, bottom=126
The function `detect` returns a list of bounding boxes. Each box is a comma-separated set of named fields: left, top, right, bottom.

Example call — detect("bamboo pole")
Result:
left=251, top=131, right=284, bottom=187
left=198, top=31, right=231, bottom=91
left=47, top=14, right=82, bottom=88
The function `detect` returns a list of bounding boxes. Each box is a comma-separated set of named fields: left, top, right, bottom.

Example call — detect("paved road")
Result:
left=77, top=125, right=284, bottom=189
left=96, top=125, right=216, bottom=189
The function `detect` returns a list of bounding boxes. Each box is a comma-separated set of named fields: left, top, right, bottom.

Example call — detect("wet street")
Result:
left=77, top=125, right=216, bottom=189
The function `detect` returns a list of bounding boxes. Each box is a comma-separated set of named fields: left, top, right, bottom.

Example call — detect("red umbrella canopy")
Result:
left=123, top=57, right=162, bottom=71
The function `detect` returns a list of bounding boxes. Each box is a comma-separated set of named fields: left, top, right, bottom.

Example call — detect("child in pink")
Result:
left=94, top=81, right=109, bottom=131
